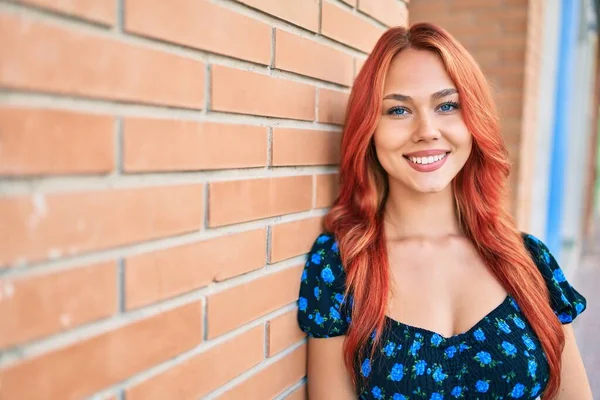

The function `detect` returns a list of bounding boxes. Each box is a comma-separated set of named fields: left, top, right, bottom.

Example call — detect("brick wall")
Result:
left=409, top=0, right=546, bottom=230
left=0, top=0, right=408, bottom=399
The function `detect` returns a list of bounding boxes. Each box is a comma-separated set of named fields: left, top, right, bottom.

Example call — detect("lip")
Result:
left=404, top=152, right=449, bottom=173
left=403, top=149, right=450, bottom=157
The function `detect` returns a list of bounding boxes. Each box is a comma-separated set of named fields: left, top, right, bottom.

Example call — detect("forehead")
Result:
left=383, top=48, right=456, bottom=96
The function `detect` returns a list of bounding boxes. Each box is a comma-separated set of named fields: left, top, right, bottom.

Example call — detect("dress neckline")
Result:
left=384, top=294, right=513, bottom=342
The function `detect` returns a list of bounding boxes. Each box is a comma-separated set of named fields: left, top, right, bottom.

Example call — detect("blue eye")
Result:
left=438, top=102, right=460, bottom=113
left=387, top=106, right=409, bottom=116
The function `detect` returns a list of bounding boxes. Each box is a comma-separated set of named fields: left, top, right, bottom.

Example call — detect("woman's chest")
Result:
left=386, top=240, right=507, bottom=338
left=356, top=300, right=549, bottom=399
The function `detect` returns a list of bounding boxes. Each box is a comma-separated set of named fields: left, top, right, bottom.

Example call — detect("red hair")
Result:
left=325, top=23, right=564, bottom=399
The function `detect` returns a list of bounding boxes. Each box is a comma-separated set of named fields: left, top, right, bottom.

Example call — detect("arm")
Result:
left=556, top=324, right=593, bottom=399
left=299, top=233, right=354, bottom=398
left=307, top=336, right=356, bottom=399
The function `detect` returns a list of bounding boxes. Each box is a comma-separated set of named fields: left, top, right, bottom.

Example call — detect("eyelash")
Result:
left=386, top=101, right=461, bottom=116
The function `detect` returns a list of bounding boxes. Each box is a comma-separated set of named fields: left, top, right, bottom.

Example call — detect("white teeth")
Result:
left=408, top=153, right=447, bottom=165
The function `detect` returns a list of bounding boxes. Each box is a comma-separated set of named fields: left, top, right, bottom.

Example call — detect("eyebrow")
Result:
left=383, top=88, right=458, bottom=101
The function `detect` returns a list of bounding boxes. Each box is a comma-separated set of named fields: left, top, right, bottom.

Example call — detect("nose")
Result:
left=411, top=112, right=442, bottom=143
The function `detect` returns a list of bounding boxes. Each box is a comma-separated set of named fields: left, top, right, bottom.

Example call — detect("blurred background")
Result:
left=0, top=0, right=599, bottom=399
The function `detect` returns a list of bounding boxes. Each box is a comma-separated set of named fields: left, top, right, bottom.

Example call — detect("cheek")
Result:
left=373, top=131, right=401, bottom=176
left=373, top=121, right=410, bottom=151
left=460, top=135, right=473, bottom=155
left=450, top=133, right=473, bottom=173
left=446, top=123, right=472, bottom=153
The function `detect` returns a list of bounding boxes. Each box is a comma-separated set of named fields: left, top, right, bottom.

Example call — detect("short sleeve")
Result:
left=523, top=233, right=587, bottom=324
left=297, top=233, right=350, bottom=338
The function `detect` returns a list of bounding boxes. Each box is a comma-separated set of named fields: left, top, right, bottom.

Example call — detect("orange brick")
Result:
left=504, top=127, right=524, bottom=148
left=486, top=63, right=525, bottom=79
left=0, top=185, right=204, bottom=266
left=315, top=174, right=340, bottom=208
left=410, top=3, right=464, bottom=18
left=207, top=265, right=303, bottom=338
left=16, top=0, right=116, bottom=25
left=208, top=176, right=312, bottom=227
left=123, top=118, right=267, bottom=172
left=503, top=15, right=529, bottom=34
left=358, top=0, right=408, bottom=27
left=501, top=121, right=523, bottom=142
left=287, top=384, right=308, bottom=400
left=355, top=57, right=367, bottom=78
left=321, top=2, right=384, bottom=53
left=0, top=107, right=114, bottom=176
left=0, top=302, right=203, bottom=400
left=451, top=0, right=507, bottom=10
left=498, top=100, right=523, bottom=119
left=474, top=34, right=526, bottom=50
left=0, top=14, right=204, bottom=109
left=270, top=217, right=324, bottom=263
left=236, top=0, right=319, bottom=32
left=125, top=229, right=267, bottom=309
left=438, top=17, right=503, bottom=36
left=272, top=128, right=341, bottom=166
left=125, top=0, right=270, bottom=65
left=407, top=9, right=472, bottom=30
left=495, top=70, right=525, bottom=88
left=127, top=326, right=264, bottom=400
left=318, top=89, right=349, bottom=125
left=501, top=48, right=527, bottom=63
left=0, top=261, right=117, bottom=348
left=217, top=344, right=307, bottom=400
left=474, top=50, right=503, bottom=69
left=211, top=66, right=315, bottom=121
left=275, top=29, right=353, bottom=86
left=267, top=309, right=305, bottom=357
left=474, top=9, right=528, bottom=26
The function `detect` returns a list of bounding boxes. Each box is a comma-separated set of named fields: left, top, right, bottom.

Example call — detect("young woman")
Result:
left=297, top=23, right=591, bottom=399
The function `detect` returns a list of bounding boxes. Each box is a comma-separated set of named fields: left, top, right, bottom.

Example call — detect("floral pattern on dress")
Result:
left=297, top=233, right=587, bottom=399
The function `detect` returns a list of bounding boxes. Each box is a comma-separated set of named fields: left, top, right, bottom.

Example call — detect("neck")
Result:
left=383, top=180, right=461, bottom=240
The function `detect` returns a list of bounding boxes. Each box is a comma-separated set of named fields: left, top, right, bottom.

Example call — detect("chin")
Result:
left=411, top=180, right=451, bottom=193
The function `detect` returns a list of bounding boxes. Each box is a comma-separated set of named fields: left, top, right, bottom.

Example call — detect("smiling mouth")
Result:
left=403, top=152, right=450, bottom=165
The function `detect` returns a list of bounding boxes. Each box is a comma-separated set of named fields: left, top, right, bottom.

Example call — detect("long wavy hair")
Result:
left=324, top=23, right=564, bottom=398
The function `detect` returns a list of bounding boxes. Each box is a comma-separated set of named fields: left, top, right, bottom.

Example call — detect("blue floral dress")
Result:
left=297, top=233, right=586, bottom=399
